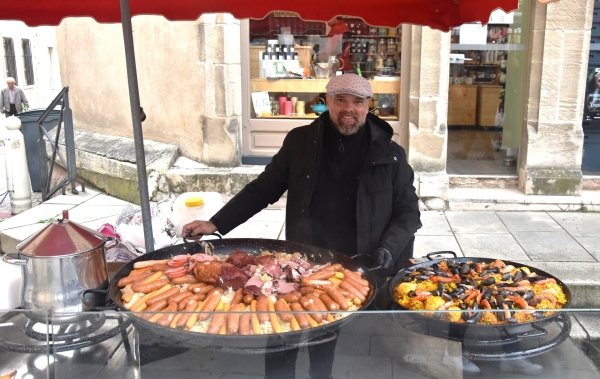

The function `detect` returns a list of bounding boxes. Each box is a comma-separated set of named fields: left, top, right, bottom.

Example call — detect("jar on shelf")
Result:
left=369, top=26, right=378, bottom=35
left=365, top=55, right=375, bottom=72
left=384, top=56, right=395, bottom=69
left=387, top=39, right=397, bottom=54
left=377, top=39, right=387, bottom=55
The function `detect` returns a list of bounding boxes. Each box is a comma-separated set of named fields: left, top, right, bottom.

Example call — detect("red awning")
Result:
left=3, top=0, right=518, bottom=30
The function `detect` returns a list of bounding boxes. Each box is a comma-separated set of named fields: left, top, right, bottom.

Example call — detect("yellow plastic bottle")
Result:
left=171, top=192, right=224, bottom=237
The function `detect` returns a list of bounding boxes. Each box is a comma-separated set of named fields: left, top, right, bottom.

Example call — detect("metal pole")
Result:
left=119, top=0, right=154, bottom=252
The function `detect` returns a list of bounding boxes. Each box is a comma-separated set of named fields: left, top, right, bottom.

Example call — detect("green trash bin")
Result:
left=17, top=107, right=61, bottom=192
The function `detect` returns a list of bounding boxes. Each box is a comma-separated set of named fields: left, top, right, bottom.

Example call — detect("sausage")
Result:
left=342, top=269, right=369, bottom=286
left=117, top=271, right=153, bottom=287
left=156, top=300, right=178, bottom=326
left=243, top=294, right=254, bottom=305
left=132, top=279, right=170, bottom=294
left=300, top=286, right=314, bottom=295
left=274, top=299, right=293, bottom=322
left=152, top=263, right=171, bottom=272
left=133, top=259, right=169, bottom=269
left=256, top=296, right=270, bottom=323
left=207, top=310, right=227, bottom=334
left=140, top=299, right=168, bottom=320
left=176, top=300, right=199, bottom=328
left=129, top=266, right=154, bottom=276
left=307, top=270, right=336, bottom=281
left=198, top=288, right=224, bottom=321
left=227, top=303, right=243, bottom=334
left=239, top=313, right=251, bottom=335
left=277, top=292, right=301, bottom=303
left=289, top=302, right=310, bottom=329
left=329, top=263, right=343, bottom=272
left=342, top=276, right=369, bottom=296
left=337, top=288, right=355, bottom=300
left=325, top=286, right=349, bottom=310
left=339, top=280, right=366, bottom=303
left=178, top=294, right=206, bottom=310
left=146, top=287, right=180, bottom=306
left=306, top=293, right=329, bottom=313
left=317, top=293, right=340, bottom=311
left=169, top=291, right=193, bottom=304
left=299, top=296, right=324, bottom=323
left=188, top=283, right=215, bottom=294
left=231, top=288, right=244, bottom=305
left=301, top=277, right=332, bottom=288
left=171, top=275, right=199, bottom=285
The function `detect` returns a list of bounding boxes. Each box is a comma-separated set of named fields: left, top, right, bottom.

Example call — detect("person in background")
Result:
left=1, top=77, right=29, bottom=117
left=183, top=73, right=421, bottom=379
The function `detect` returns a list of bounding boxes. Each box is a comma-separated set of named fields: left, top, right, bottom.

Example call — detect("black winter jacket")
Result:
left=211, top=112, right=421, bottom=271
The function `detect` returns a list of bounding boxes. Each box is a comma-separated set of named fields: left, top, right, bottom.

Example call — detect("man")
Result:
left=1, top=77, right=29, bottom=117
left=184, top=73, right=420, bottom=276
left=183, top=74, right=421, bottom=379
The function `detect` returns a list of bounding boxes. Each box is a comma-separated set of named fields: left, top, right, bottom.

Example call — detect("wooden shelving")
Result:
left=250, top=78, right=400, bottom=94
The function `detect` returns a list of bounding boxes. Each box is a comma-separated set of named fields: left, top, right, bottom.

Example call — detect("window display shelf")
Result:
left=250, top=78, right=400, bottom=94
left=451, top=43, right=525, bottom=51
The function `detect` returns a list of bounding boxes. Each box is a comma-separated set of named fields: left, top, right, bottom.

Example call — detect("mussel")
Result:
left=481, top=277, right=496, bottom=286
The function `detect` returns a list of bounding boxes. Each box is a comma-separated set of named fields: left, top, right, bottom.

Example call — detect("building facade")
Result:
left=54, top=0, right=597, bottom=207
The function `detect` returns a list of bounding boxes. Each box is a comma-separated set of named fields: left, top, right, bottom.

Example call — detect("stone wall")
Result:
left=408, top=26, right=450, bottom=210
left=519, top=0, right=593, bottom=195
left=56, top=14, right=241, bottom=167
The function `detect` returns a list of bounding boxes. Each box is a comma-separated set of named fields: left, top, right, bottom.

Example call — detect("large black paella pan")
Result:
left=104, top=238, right=377, bottom=352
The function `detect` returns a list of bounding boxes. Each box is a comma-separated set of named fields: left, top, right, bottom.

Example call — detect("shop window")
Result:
left=3, top=38, right=18, bottom=84
left=22, top=39, right=35, bottom=86
left=244, top=13, right=404, bottom=162
left=446, top=3, right=530, bottom=175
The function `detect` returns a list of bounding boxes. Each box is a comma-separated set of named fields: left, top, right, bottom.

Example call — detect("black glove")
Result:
left=373, top=247, right=393, bottom=276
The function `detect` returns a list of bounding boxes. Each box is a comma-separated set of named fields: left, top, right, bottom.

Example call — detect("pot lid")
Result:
left=17, top=210, right=107, bottom=257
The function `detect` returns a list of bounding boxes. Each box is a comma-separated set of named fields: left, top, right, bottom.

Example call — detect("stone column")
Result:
left=408, top=26, right=451, bottom=210
left=519, top=0, right=593, bottom=195
left=198, top=14, right=242, bottom=167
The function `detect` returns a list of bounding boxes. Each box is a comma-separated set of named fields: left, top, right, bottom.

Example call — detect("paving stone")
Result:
left=548, top=212, right=600, bottom=237
left=414, top=236, right=463, bottom=258
left=416, top=211, right=453, bottom=235
left=512, top=231, right=596, bottom=262
left=0, top=204, right=73, bottom=231
left=573, top=236, right=600, bottom=262
left=444, top=211, right=509, bottom=233
left=497, top=211, right=564, bottom=233
left=42, top=188, right=99, bottom=205
left=454, top=234, right=531, bottom=261
left=67, top=204, right=126, bottom=222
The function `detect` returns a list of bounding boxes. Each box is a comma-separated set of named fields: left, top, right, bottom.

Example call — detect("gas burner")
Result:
left=0, top=311, right=132, bottom=353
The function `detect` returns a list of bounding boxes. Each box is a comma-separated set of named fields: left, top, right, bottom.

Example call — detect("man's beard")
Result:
left=331, top=112, right=366, bottom=135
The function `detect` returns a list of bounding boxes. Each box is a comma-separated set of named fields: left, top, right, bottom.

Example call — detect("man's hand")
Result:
left=182, top=220, right=217, bottom=239
left=0, top=110, right=4, bottom=114
left=372, top=248, right=393, bottom=276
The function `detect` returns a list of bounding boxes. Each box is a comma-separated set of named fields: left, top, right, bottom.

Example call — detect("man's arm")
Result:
left=20, top=89, right=29, bottom=111
left=206, top=128, right=302, bottom=235
left=378, top=146, right=421, bottom=263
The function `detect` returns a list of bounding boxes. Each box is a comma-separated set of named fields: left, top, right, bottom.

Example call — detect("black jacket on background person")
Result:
left=210, top=111, right=421, bottom=275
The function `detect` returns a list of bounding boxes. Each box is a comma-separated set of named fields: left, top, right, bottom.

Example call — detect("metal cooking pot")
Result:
left=2, top=210, right=115, bottom=318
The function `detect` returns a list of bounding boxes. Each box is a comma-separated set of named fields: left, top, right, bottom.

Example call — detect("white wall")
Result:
left=0, top=21, right=62, bottom=110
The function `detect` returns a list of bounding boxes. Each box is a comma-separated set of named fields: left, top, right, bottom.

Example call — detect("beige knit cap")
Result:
left=325, top=74, right=373, bottom=99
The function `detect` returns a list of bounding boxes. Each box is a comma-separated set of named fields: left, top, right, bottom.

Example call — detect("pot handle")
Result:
left=350, top=254, right=382, bottom=272
left=426, top=251, right=457, bottom=260
left=2, top=253, right=27, bottom=266
left=501, top=323, right=548, bottom=339
left=105, top=236, right=118, bottom=250
left=80, top=289, right=118, bottom=311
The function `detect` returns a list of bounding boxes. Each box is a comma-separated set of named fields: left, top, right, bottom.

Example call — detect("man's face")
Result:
left=326, top=93, right=370, bottom=135
left=6, top=81, right=15, bottom=90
